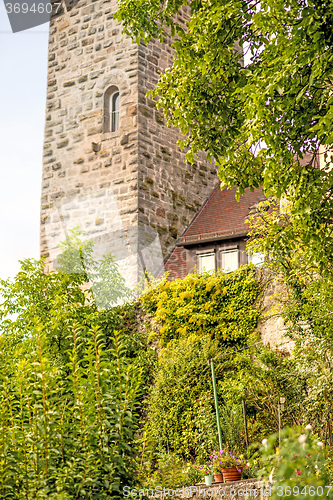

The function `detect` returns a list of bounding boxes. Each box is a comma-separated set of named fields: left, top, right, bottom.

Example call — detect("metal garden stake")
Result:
left=209, top=359, right=223, bottom=450
left=278, top=396, right=285, bottom=447
left=242, top=399, right=249, bottom=449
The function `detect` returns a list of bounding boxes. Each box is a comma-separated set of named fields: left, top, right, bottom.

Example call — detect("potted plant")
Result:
left=211, top=449, right=246, bottom=482
left=195, top=462, right=214, bottom=485
left=209, top=451, right=224, bottom=483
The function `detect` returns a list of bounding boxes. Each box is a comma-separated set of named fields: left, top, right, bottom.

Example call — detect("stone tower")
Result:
left=41, top=0, right=217, bottom=289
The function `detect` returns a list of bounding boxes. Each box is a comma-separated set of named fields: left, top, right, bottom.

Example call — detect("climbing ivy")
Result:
left=146, top=336, right=220, bottom=460
left=141, top=265, right=261, bottom=347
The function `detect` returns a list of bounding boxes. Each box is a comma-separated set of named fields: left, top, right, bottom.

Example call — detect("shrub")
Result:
left=141, top=266, right=260, bottom=346
left=139, top=267, right=263, bottom=464
left=0, top=228, right=130, bottom=365
left=259, top=426, right=331, bottom=499
left=147, top=453, right=203, bottom=489
left=0, top=232, right=156, bottom=396
left=218, top=346, right=307, bottom=445
left=148, top=452, right=188, bottom=489
left=0, top=327, right=141, bottom=499
left=0, top=232, right=155, bottom=498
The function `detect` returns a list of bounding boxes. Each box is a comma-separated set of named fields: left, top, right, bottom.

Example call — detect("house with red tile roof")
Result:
left=160, top=184, right=266, bottom=280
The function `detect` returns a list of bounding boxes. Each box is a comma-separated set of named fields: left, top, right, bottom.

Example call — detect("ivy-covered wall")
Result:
left=141, top=265, right=261, bottom=347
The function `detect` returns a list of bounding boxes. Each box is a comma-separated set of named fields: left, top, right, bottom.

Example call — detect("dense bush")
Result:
left=146, top=336, right=220, bottom=460
left=148, top=452, right=202, bottom=489
left=0, top=228, right=131, bottom=363
left=218, top=347, right=308, bottom=446
left=140, top=268, right=292, bottom=464
left=144, top=330, right=307, bottom=462
left=141, top=266, right=261, bottom=346
left=0, top=230, right=156, bottom=384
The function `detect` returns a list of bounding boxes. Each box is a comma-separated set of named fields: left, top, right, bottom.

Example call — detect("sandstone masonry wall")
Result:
left=41, top=0, right=217, bottom=287
left=136, top=34, right=217, bottom=258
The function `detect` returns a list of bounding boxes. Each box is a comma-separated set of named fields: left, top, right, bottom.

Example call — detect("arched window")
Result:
left=104, top=86, right=120, bottom=132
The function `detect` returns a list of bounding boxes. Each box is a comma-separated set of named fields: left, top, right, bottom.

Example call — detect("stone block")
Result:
left=120, top=134, right=129, bottom=145
left=56, top=140, right=68, bottom=149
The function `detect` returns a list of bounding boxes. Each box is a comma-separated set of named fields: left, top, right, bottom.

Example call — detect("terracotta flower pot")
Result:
left=213, top=473, right=224, bottom=483
left=221, top=466, right=243, bottom=482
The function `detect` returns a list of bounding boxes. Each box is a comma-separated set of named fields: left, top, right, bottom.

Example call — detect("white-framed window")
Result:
left=197, top=252, right=216, bottom=273
left=104, top=86, right=120, bottom=132
left=220, top=248, right=238, bottom=272
left=248, top=252, right=265, bottom=266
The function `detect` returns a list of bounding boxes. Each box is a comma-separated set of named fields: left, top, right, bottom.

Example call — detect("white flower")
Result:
left=262, top=438, right=268, bottom=450
left=317, top=441, right=324, bottom=447
left=305, top=424, right=312, bottom=431
left=298, top=434, right=307, bottom=444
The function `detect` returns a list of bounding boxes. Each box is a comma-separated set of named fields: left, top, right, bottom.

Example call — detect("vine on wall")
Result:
left=141, top=265, right=261, bottom=347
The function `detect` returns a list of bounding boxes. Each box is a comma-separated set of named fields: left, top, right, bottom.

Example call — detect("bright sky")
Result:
left=0, top=2, right=49, bottom=279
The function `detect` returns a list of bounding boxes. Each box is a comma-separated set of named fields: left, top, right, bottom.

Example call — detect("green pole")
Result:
left=210, top=359, right=223, bottom=450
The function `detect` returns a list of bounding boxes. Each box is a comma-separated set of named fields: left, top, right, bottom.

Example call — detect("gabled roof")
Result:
left=178, top=184, right=265, bottom=246
left=160, top=245, right=187, bottom=281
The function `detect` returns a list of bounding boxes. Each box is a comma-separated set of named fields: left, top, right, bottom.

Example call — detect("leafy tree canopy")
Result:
left=116, top=0, right=333, bottom=268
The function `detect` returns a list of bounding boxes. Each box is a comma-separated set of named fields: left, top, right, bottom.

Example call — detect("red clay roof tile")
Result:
left=179, top=184, right=265, bottom=245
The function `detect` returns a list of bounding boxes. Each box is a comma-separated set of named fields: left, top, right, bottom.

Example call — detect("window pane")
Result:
left=248, top=252, right=264, bottom=265
left=198, top=253, right=215, bottom=272
left=112, top=92, right=119, bottom=111
left=110, top=91, right=120, bottom=132
left=112, top=110, right=119, bottom=132
left=221, top=249, right=238, bottom=272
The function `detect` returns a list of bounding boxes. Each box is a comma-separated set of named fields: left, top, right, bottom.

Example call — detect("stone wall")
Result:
left=139, top=479, right=271, bottom=499
left=256, top=269, right=293, bottom=353
left=41, top=0, right=218, bottom=288
left=136, top=32, right=217, bottom=259
left=42, top=0, right=140, bottom=286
